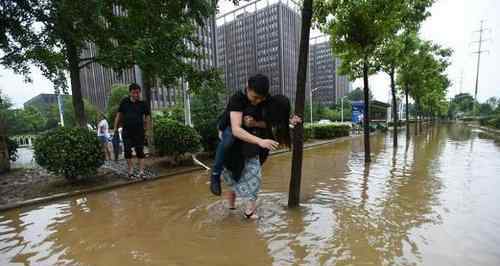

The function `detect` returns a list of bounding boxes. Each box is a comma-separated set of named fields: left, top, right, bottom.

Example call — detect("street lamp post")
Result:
left=183, top=80, right=210, bottom=171
left=341, top=96, right=348, bottom=123
left=309, top=87, right=319, bottom=124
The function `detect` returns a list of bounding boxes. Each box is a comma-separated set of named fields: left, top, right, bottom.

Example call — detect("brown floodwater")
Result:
left=1, top=124, right=500, bottom=266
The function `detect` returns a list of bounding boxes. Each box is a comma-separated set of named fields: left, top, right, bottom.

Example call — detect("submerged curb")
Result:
left=0, top=166, right=203, bottom=212
left=0, top=133, right=364, bottom=212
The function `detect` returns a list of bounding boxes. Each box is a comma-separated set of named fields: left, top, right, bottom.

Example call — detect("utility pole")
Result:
left=471, top=20, right=490, bottom=116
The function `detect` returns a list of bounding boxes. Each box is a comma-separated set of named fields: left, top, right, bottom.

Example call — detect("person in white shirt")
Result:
left=97, top=113, right=112, bottom=160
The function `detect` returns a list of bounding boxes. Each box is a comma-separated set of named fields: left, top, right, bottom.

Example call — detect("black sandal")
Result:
left=244, top=210, right=258, bottom=219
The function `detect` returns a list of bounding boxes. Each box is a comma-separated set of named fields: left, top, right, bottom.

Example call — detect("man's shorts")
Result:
left=122, top=130, right=145, bottom=159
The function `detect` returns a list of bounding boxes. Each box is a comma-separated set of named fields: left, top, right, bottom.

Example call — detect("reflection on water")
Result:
left=1, top=124, right=500, bottom=265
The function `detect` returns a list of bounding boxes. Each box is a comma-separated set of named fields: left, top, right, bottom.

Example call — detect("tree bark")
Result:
left=67, top=41, right=87, bottom=128
left=289, top=0, right=313, bottom=208
left=142, top=71, right=155, bottom=155
left=363, top=60, right=371, bottom=163
left=390, top=67, right=398, bottom=148
left=414, top=103, right=418, bottom=136
left=405, top=87, right=410, bottom=138
left=0, top=135, right=9, bottom=174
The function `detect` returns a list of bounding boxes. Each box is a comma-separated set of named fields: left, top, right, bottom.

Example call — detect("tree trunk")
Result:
left=390, top=67, right=398, bottom=148
left=414, top=101, right=419, bottom=136
left=289, top=0, right=313, bottom=208
left=0, top=136, right=9, bottom=174
left=142, top=71, right=155, bottom=155
left=363, top=60, right=371, bottom=163
left=405, top=87, right=410, bottom=138
left=67, top=41, right=87, bottom=128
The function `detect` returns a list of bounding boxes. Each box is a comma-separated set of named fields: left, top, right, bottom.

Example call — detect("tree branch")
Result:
left=79, top=57, right=96, bottom=62
left=79, top=59, right=96, bottom=69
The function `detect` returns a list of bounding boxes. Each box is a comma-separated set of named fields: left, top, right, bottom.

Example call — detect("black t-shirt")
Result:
left=118, top=97, right=150, bottom=132
left=218, top=91, right=264, bottom=130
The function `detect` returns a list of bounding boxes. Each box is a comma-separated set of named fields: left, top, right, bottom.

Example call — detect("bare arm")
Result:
left=113, top=112, right=122, bottom=132
left=243, top=115, right=267, bottom=129
left=231, top=111, right=278, bottom=150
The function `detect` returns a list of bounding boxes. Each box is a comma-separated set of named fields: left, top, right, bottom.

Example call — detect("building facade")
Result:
left=217, top=0, right=351, bottom=105
left=79, top=10, right=217, bottom=111
left=216, top=0, right=301, bottom=103
left=307, top=36, right=352, bottom=107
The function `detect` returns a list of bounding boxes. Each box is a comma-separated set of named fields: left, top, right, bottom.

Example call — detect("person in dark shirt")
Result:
left=113, top=83, right=151, bottom=179
left=210, top=93, right=267, bottom=196
left=209, top=75, right=271, bottom=196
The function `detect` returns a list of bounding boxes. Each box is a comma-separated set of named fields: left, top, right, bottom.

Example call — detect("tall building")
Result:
left=216, top=0, right=302, bottom=103
left=335, top=57, right=352, bottom=103
left=307, top=36, right=352, bottom=107
left=79, top=9, right=217, bottom=111
left=217, top=0, right=351, bottom=105
left=308, top=37, right=336, bottom=106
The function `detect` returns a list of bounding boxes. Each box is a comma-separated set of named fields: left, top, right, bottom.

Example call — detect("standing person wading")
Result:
left=113, top=83, right=151, bottom=179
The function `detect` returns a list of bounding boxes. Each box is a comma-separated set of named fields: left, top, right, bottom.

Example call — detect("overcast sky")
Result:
left=1, top=0, right=498, bottom=108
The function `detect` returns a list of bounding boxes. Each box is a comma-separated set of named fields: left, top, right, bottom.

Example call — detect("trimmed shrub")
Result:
left=311, top=124, right=350, bottom=139
left=34, top=127, right=104, bottom=181
left=304, top=125, right=312, bottom=141
left=487, top=116, right=500, bottom=129
left=7, top=137, right=18, bottom=161
left=153, top=117, right=201, bottom=161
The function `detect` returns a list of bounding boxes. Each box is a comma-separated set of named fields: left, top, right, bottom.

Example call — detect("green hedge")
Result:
left=479, top=115, right=500, bottom=129
left=308, top=124, right=350, bottom=139
left=34, top=127, right=104, bottom=181
left=153, top=117, right=201, bottom=161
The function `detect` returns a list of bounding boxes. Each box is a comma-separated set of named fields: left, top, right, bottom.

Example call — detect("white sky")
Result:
left=1, top=0, right=499, bottom=108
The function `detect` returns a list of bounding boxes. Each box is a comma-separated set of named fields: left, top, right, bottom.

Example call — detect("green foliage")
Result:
left=160, top=78, right=225, bottom=153
left=106, top=84, right=129, bottom=127
left=304, top=125, right=313, bottom=141
left=191, top=84, right=224, bottom=152
left=34, top=127, right=104, bottom=180
left=346, top=87, right=373, bottom=102
left=480, top=113, right=500, bottom=129
left=153, top=117, right=201, bottom=161
left=7, top=137, right=19, bottom=162
left=6, top=106, right=47, bottom=135
left=95, top=0, right=219, bottom=93
left=305, top=124, right=349, bottom=141
left=448, top=93, right=475, bottom=118
left=311, top=124, right=351, bottom=139
left=397, top=39, right=452, bottom=119
left=47, top=97, right=99, bottom=128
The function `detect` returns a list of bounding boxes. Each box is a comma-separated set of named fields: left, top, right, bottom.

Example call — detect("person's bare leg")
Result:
left=245, top=200, right=258, bottom=219
left=127, top=159, right=134, bottom=175
left=138, top=158, right=145, bottom=174
left=225, top=191, right=236, bottom=209
left=105, top=143, right=112, bottom=161
left=102, top=145, right=109, bottom=160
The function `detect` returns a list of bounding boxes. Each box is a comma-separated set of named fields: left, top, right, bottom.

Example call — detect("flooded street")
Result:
left=1, top=124, right=499, bottom=265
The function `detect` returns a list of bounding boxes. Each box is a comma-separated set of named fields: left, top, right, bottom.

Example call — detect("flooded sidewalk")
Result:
left=1, top=124, right=500, bottom=265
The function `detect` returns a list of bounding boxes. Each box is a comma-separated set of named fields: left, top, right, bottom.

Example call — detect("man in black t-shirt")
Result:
left=113, top=83, right=151, bottom=179
left=210, top=74, right=279, bottom=197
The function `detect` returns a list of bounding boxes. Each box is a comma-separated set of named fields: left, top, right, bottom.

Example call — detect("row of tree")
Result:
left=0, top=92, right=99, bottom=136
left=311, top=0, right=452, bottom=160
left=1, top=0, right=223, bottom=128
